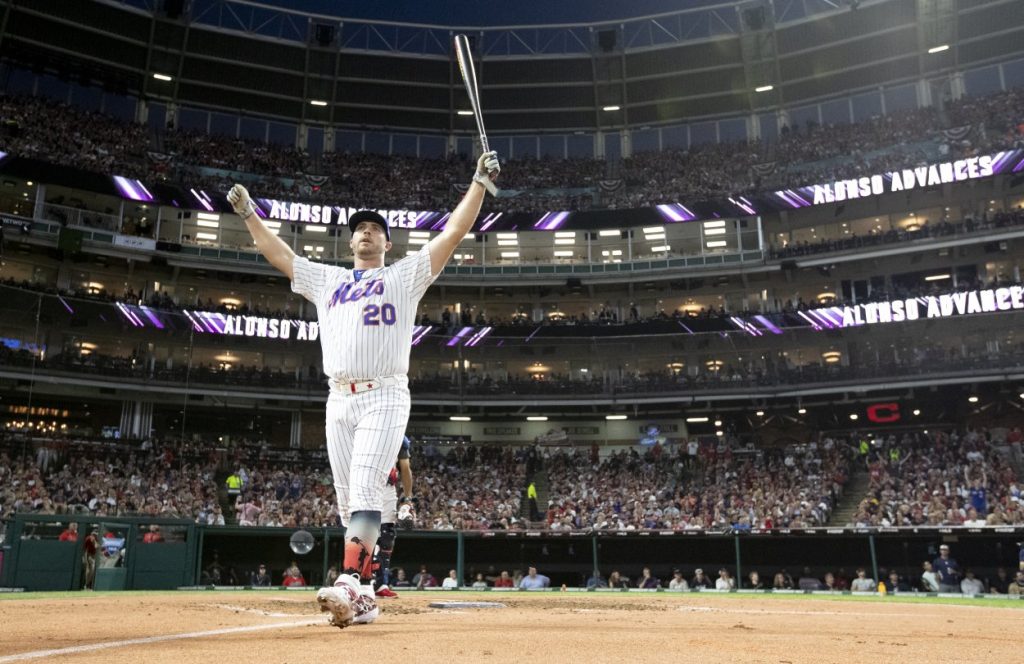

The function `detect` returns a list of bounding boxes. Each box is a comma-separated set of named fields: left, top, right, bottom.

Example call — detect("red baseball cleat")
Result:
left=375, top=585, right=399, bottom=598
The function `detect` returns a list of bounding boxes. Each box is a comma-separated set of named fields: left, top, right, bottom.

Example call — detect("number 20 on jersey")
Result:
left=363, top=303, right=396, bottom=326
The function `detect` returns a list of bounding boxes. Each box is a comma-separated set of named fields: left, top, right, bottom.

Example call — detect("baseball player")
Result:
left=227, top=150, right=499, bottom=629
left=373, top=435, right=414, bottom=598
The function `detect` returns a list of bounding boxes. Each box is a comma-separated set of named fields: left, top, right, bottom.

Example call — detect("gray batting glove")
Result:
left=227, top=184, right=257, bottom=219
left=473, top=151, right=500, bottom=196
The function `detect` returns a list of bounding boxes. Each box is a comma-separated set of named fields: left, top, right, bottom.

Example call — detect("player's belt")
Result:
left=331, top=375, right=402, bottom=395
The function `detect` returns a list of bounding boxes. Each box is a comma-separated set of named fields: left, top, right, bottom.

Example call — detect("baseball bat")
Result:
left=454, top=34, right=489, bottom=154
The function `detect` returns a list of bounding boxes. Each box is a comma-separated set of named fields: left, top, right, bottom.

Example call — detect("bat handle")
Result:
left=480, top=134, right=490, bottom=154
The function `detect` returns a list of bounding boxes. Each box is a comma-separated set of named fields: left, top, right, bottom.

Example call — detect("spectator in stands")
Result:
left=59, top=522, right=78, bottom=542
left=822, top=572, right=837, bottom=591
left=691, top=568, right=712, bottom=589
left=586, top=570, right=607, bottom=589
left=933, top=544, right=961, bottom=593
left=442, top=570, right=460, bottom=589
left=668, top=569, right=689, bottom=591
left=142, top=524, right=164, bottom=543
left=637, top=567, right=660, bottom=589
left=471, top=573, right=489, bottom=589
left=282, top=561, right=305, bottom=587
left=921, top=561, right=940, bottom=592
left=850, top=568, right=876, bottom=592
left=413, top=565, right=437, bottom=588
left=886, top=570, right=910, bottom=593
left=960, top=569, right=985, bottom=595
left=1009, top=571, right=1024, bottom=596
left=989, top=567, right=1011, bottom=594
left=392, top=568, right=411, bottom=588
left=519, top=566, right=550, bottom=590
left=772, top=571, right=793, bottom=590
left=493, top=570, right=513, bottom=588
left=250, top=563, right=272, bottom=587
left=715, top=568, right=735, bottom=590
left=607, top=570, right=628, bottom=589
left=746, top=571, right=764, bottom=590
left=797, top=567, right=824, bottom=591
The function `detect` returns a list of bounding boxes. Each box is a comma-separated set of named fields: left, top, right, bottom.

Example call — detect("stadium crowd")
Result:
left=1, top=85, right=1022, bottom=214
left=542, top=437, right=850, bottom=531
left=5, top=428, right=1019, bottom=534
left=848, top=428, right=1024, bottom=527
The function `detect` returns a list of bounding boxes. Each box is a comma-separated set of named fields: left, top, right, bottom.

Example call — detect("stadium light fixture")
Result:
left=755, top=410, right=764, bottom=417
left=849, top=413, right=859, bottom=421
left=553, top=250, right=573, bottom=257
left=152, top=73, right=172, bottom=81
left=527, top=416, right=548, bottom=422
left=497, top=239, right=518, bottom=246
left=409, top=230, right=431, bottom=238
left=304, top=225, right=326, bottom=233
left=196, top=232, right=218, bottom=241
left=554, top=238, right=575, bottom=245
left=924, top=274, right=950, bottom=281
left=715, top=430, right=724, bottom=437
left=754, top=85, right=773, bottom=92
left=605, top=414, right=627, bottom=420
left=598, top=229, right=620, bottom=237
left=797, top=408, right=807, bottom=415
left=449, top=416, right=471, bottom=422
left=1019, top=393, right=1024, bottom=400
left=686, top=417, right=709, bottom=423
left=968, top=396, right=979, bottom=403
left=704, top=228, right=727, bottom=236
left=500, top=251, right=520, bottom=258
left=602, top=105, right=620, bottom=112
left=642, top=226, right=663, bottom=234
left=457, top=110, right=474, bottom=116
left=913, top=409, right=921, bottom=416
left=407, top=238, right=429, bottom=245
left=706, top=240, right=728, bottom=248
left=651, top=245, right=671, bottom=252
left=196, top=220, right=219, bottom=229
left=309, top=100, right=328, bottom=107
left=928, top=44, right=950, bottom=54
left=703, top=220, right=726, bottom=229
left=555, top=231, right=576, bottom=238
left=496, top=233, right=518, bottom=240
left=714, top=419, right=722, bottom=427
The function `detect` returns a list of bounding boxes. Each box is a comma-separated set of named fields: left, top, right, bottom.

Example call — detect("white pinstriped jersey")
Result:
left=291, top=245, right=437, bottom=383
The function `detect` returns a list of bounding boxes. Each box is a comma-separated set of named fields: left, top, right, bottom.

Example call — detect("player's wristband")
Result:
left=472, top=172, right=498, bottom=196
left=235, top=200, right=257, bottom=220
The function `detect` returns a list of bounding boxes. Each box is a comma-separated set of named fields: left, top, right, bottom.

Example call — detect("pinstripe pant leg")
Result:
left=349, top=385, right=410, bottom=515
left=325, top=397, right=355, bottom=526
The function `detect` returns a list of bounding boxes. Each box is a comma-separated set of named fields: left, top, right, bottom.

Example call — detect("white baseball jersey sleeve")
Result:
left=291, top=245, right=438, bottom=382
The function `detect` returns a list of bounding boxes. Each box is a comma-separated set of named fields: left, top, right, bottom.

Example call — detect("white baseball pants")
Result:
left=325, top=378, right=410, bottom=526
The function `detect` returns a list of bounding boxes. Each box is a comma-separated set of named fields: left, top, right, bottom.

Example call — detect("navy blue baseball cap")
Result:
left=348, top=210, right=390, bottom=241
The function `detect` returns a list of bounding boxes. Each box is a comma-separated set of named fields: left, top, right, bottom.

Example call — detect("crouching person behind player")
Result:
left=374, top=436, right=415, bottom=598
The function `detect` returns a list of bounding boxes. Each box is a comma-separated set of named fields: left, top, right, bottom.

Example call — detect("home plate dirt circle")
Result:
left=427, top=601, right=508, bottom=609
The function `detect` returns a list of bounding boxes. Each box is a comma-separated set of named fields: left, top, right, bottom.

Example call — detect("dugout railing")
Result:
left=2, top=515, right=1022, bottom=593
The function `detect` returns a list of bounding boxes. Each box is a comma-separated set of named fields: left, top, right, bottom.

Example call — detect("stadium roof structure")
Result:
left=0, top=0, right=1020, bottom=131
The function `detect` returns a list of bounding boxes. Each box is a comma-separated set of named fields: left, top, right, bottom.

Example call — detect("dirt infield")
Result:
left=0, top=590, right=1020, bottom=663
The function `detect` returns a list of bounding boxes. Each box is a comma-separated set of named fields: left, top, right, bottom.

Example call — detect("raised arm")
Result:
left=428, top=152, right=500, bottom=275
left=227, top=184, right=296, bottom=280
